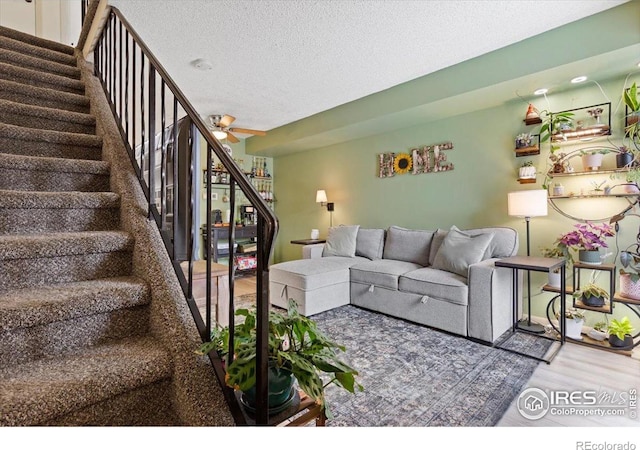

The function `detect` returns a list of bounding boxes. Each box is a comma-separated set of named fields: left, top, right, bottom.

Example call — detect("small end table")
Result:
left=494, top=256, right=566, bottom=364
left=290, top=239, right=326, bottom=245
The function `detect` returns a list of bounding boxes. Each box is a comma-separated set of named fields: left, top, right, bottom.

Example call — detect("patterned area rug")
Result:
left=312, top=305, right=550, bottom=427
left=233, top=297, right=550, bottom=426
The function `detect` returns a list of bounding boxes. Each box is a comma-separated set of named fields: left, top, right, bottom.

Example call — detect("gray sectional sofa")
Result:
left=269, top=225, right=520, bottom=344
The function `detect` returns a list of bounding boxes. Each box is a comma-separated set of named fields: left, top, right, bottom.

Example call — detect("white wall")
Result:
left=0, top=0, right=81, bottom=46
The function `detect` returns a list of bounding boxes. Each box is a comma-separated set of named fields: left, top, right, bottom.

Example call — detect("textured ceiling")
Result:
left=109, top=0, right=628, bottom=135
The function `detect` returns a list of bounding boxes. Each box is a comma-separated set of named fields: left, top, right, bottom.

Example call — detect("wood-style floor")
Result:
left=498, top=342, right=640, bottom=426
left=227, top=275, right=640, bottom=427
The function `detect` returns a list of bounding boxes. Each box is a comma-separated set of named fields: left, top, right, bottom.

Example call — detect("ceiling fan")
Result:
left=205, top=114, right=266, bottom=143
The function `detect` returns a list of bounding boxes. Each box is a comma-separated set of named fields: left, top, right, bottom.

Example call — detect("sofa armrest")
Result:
left=467, top=258, right=523, bottom=343
left=302, top=243, right=325, bottom=259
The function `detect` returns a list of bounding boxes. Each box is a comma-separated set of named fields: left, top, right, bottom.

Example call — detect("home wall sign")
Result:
left=377, top=141, right=454, bottom=178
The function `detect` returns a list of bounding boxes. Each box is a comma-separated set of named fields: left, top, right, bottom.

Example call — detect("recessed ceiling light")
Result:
left=191, top=58, right=213, bottom=71
left=637, top=61, right=640, bottom=67
left=534, top=88, right=548, bottom=95
left=571, top=76, right=588, bottom=83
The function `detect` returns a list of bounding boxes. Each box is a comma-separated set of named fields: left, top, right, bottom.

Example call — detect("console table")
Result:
left=494, top=256, right=566, bottom=364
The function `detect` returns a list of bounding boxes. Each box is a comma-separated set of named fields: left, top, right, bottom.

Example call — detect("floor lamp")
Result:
left=507, top=189, right=549, bottom=334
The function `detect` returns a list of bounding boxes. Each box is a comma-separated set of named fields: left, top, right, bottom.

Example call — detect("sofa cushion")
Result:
left=431, top=226, right=494, bottom=277
left=399, top=267, right=469, bottom=306
left=356, top=228, right=385, bottom=260
left=350, top=259, right=422, bottom=290
left=270, top=256, right=368, bottom=291
left=382, top=226, right=433, bottom=266
left=429, top=226, right=518, bottom=264
left=322, top=225, right=360, bottom=257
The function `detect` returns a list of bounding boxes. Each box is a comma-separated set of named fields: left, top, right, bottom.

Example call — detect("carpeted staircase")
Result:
left=0, top=26, right=202, bottom=426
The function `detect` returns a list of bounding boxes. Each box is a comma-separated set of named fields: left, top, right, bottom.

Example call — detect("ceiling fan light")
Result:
left=212, top=130, right=228, bottom=140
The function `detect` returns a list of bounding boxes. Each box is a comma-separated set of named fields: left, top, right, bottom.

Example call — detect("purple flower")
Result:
left=555, top=222, right=615, bottom=251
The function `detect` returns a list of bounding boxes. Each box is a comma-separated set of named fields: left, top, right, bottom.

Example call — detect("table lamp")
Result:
left=507, top=189, right=549, bottom=333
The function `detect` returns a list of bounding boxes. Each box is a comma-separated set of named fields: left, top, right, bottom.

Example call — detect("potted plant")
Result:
left=573, top=282, right=609, bottom=307
left=554, top=222, right=615, bottom=265
left=556, top=308, right=585, bottom=340
left=539, top=110, right=575, bottom=145
left=588, top=321, right=608, bottom=341
left=580, top=149, right=611, bottom=171
left=607, top=316, right=635, bottom=348
left=518, top=160, right=536, bottom=180
left=540, top=245, right=566, bottom=287
left=616, top=145, right=634, bottom=168
left=619, top=250, right=640, bottom=300
left=196, top=299, right=362, bottom=418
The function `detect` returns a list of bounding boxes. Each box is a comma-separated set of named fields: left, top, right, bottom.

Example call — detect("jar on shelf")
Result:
left=553, top=183, right=565, bottom=197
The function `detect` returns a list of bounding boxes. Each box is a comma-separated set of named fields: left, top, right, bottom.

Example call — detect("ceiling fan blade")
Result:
left=227, top=132, right=240, bottom=144
left=228, top=127, right=266, bottom=136
left=218, top=114, right=236, bottom=127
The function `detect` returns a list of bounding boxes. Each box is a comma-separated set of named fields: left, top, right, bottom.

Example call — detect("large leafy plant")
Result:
left=624, top=82, right=640, bottom=147
left=197, top=299, right=362, bottom=417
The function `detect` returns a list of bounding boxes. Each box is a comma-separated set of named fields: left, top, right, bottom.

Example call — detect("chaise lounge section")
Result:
left=270, top=225, right=520, bottom=344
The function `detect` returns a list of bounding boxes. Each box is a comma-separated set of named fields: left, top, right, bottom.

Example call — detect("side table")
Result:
left=494, top=256, right=566, bottom=364
left=290, top=239, right=326, bottom=245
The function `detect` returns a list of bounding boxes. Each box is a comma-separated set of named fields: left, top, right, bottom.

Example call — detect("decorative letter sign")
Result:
left=377, top=141, right=454, bottom=178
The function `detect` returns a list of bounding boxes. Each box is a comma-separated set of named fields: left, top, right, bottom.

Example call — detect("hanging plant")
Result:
left=393, top=153, right=413, bottom=174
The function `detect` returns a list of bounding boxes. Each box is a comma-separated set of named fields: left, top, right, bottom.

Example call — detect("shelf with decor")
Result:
left=549, top=102, right=611, bottom=143
left=542, top=262, right=639, bottom=355
left=542, top=146, right=640, bottom=222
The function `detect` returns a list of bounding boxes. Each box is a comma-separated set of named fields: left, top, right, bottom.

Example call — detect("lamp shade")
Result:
left=212, top=130, right=228, bottom=140
left=507, top=190, right=548, bottom=218
left=316, top=190, right=328, bottom=203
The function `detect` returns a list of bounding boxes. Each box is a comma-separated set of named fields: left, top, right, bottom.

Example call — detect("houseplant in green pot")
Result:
left=196, top=299, right=362, bottom=418
left=607, top=316, right=635, bottom=348
left=573, top=282, right=609, bottom=307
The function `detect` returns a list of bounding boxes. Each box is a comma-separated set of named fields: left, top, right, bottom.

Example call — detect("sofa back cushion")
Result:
left=356, top=228, right=385, bottom=260
left=431, top=226, right=495, bottom=277
left=382, top=226, right=433, bottom=266
left=322, top=225, right=360, bottom=257
left=428, top=226, right=519, bottom=265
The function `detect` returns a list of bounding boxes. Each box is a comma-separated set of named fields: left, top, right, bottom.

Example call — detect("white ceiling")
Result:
left=109, top=0, right=629, bottom=135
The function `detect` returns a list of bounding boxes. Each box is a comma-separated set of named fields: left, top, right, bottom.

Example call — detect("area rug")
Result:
left=311, top=305, right=550, bottom=427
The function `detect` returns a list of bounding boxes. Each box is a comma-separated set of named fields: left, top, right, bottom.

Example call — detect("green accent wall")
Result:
left=272, top=74, right=640, bottom=326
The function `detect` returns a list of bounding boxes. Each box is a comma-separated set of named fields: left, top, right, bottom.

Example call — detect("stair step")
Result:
left=0, top=231, right=134, bottom=291
left=0, top=61, right=84, bottom=94
left=0, top=99, right=95, bottom=134
left=0, top=153, right=110, bottom=192
left=0, top=123, right=102, bottom=161
left=0, top=277, right=150, bottom=367
left=0, top=335, right=173, bottom=426
left=0, top=190, right=120, bottom=234
left=0, top=25, right=75, bottom=57
left=0, top=34, right=75, bottom=67
left=0, top=79, right=90, bottom=114
left=0, top=47, right=80, bottom=79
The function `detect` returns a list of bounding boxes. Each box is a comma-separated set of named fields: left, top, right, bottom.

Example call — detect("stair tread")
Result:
left=0, top=190, right=119, bottom=209
left=0, top=25, right=75, bottom=56
left=0, top=79, right=89, bottom=108
left=0, top=61, right=84, bottom=92
left=0, top=47, right=80, bottom=79
left=0, top=122, right=102, bottom=148
left=0, top=231, right=133, bottom=261
left=0, top=153, right=109, bottom=175
left=0, top=335, right=172, bottom=426
left=0, top=99, right=94, bottom=125
left=0, top=276, right=149, bottom=333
